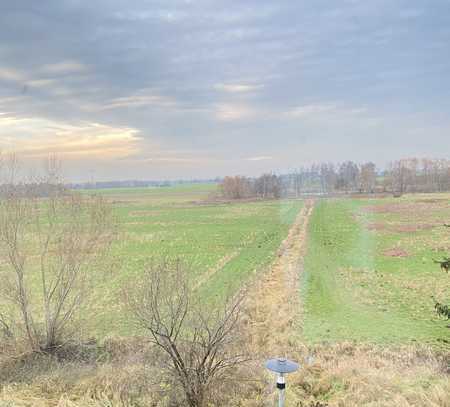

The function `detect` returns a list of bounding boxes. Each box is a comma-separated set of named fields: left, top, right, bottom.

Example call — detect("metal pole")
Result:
left=277, top=373, right=285, bottom=407
left=265, top=357, right=299, bottom=407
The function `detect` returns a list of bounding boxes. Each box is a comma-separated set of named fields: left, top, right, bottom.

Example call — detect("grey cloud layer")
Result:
left=0, top=0, right=449, bottom=180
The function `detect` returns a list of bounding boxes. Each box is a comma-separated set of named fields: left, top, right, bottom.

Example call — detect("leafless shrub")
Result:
left=0, top=155, right=116, bottom=353
left=125, top=258, right=249, bottom=407
left=220, top=174, right=282, bottom=200
left=220, top=175, right=253, bottom=199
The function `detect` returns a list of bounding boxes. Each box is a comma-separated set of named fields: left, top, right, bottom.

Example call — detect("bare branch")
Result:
left=125, top=259, right=248, bottom=407
left=0, top=156, right=116, bottom=353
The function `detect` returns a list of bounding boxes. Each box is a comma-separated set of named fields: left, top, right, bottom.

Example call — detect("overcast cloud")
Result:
left=0, top=0, right=449, bottom=181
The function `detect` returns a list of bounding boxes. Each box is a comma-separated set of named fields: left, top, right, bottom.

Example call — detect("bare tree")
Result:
left=359, top=162, right=377, bottom=193
left=220, top=176, right=252, bottom=199
left=254, top=173, right=282, bottom=199
left=125, top=258, right=248, bottom=407
left=385, top=158, right=450, bottom=194
left=0, top=156, right=115, bottom=352
left=319, top=163, right=336, bottom=194
left=336, top=161, right=360, bottom=193
left=219, top=157, right=450, bottom=199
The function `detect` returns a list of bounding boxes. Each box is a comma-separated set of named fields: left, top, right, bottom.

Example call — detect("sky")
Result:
left=0, top=0, right=449, bottom=182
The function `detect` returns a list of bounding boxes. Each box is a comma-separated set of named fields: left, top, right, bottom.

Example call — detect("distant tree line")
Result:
left=384, top=158, right=450, bottom=194
left=220, top=158, right=450, bottom=199
left=0, top=182, right=67, bottom=198
left=0, top=154, right=68, bottom=198
left=69, top=179, right=219, bottom=190
left=220, top=173, right=282, bottom=199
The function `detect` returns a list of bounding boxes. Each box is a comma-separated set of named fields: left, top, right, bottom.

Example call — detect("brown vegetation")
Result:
left=383, top=248, right=410, bottom=257
left=124, top=259, right=249, bottom=407
left=220, top=174, right=282, bottom=200
left=2, top=339, right=448, bottom=407
left=0, top=156, right=116, bottom=353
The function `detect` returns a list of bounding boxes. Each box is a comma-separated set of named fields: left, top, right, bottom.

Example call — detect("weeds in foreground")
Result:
left=1, top=340, right=448, bottom=406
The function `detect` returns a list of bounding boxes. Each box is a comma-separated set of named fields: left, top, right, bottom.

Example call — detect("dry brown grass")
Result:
left=243, top=200, right=314, bottom=357
left=239, top=342, right=450, bottom=407
left=1, top=341, right=448, bottom=406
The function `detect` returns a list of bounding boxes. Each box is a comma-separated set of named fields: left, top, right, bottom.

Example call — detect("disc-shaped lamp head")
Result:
left=265, top=358, right=299, bottom=374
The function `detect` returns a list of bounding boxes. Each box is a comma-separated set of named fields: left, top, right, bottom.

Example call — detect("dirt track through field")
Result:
left=245, top=200, right=315, bottom=357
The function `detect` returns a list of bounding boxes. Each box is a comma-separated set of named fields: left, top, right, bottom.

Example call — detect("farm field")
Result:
left=79, top=182, right=218, bottom=204
left=82, top=184, right=304, bottom=337
left=302, top=194, right=450, bottom=347
left=1, top=187, right=449, bottom=407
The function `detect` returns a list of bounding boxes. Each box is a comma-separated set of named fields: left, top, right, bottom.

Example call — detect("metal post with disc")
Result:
left=265, top=357, right=299, bottom=407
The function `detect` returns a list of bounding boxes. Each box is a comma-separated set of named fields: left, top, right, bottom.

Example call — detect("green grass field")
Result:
left=83, top=184, right=303, bottom=336
left=4, top=183, right=448, bottom=346
left=302, top=195, right=450, bottom=346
